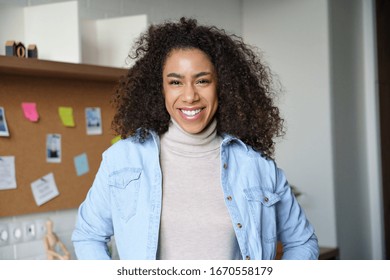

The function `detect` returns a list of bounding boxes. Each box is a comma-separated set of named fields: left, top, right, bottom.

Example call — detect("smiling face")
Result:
left=162, top=48, right=218, bottom=134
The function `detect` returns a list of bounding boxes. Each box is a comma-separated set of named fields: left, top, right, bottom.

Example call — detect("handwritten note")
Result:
left=74, top=153, right=89, bottom=176
left=30, top=173, right=59, bottom=206
left=21, top=102, right=39, bottom=122
left=58, top=107, right=75, bottom=127
left=0, top=156, right=17, bottom=190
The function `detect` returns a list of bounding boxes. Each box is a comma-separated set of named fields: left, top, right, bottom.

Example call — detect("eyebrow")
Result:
left=166, top=72, right=212, bottom=79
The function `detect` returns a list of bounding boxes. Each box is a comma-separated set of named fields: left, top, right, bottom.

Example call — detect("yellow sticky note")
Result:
left=111, top=135, right=121, bottom=145
left=58, top=107, right=75, bottom=127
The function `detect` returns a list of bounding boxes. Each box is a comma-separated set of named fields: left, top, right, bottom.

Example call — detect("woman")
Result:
left=72, top=17, right=319, bottom=260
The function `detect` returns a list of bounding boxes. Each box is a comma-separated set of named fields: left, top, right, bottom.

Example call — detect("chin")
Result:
left=180, top=124, right=205, bottom=134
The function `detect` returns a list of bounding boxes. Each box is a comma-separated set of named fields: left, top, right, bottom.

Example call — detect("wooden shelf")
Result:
left=318, top=247, right=340, bottom=260
left=0, top=55, right=127, bottom=82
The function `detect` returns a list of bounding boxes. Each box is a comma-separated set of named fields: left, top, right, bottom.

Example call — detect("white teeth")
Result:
left=181, top=109, right=202, bottom=116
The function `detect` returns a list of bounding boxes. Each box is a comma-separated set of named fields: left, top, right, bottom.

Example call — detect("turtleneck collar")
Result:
left=161, top=118, right=221, bottom=155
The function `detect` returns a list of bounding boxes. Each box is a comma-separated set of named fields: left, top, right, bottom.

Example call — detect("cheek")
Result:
left=210, top=90, right=218, bottom=110
left=163, top=94, right=175, bottom=114
left=211, top=100, right=218, bottom=116
left=213, top=93, right=218, bottom=106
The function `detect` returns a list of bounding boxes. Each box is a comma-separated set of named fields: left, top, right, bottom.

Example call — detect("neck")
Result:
left=161, top=118, right=221, bottom=154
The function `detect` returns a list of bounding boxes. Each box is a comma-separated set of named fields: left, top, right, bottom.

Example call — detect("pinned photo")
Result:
left=85, top=107, right=102, bottom=135
left=0, top=107, right=10, bottom=137
left=46, top=134, right=61, bottom=163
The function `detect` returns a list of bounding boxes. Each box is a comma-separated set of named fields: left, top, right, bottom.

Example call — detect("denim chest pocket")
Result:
left=243, top=187, right=281, bottom=242
left=109, top=168, right=142, bottom=222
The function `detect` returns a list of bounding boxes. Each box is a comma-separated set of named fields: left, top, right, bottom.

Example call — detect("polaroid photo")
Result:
left=46, top=134, right=61, bottom=163
left=85, top=107, right=102, bottom=135
left=0, top=107, right=10, bottom=137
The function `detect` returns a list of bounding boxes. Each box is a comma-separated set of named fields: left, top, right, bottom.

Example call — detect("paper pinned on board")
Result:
left=0, top=156, right=17, bottom=190
left=46, top=134, right=61, bottom=163
left=74, top=153, right=89, bottom=176
left=21, top=102, right=39, bottom=122
left=58, top=106, right=75, bottom=127
left=85, top=107, right=102, bottom=135
left=30, top=173, right=59, bottom=206
left=0, top=106, right=10, bottom=137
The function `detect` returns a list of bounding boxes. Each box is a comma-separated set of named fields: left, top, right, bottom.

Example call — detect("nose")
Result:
left=182, top=84, right=200, bottom=103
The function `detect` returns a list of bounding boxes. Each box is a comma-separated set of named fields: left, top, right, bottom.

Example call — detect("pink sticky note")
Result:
left=21, top=102, right=39, bottom=122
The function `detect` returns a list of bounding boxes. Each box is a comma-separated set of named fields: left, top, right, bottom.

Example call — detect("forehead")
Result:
left=163, top=48, right=214, bottom=70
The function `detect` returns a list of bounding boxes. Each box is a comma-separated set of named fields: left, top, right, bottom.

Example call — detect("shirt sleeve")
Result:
left=72, top=152, right=114, bottom=260
left=274, top=166, right=320, bottom=260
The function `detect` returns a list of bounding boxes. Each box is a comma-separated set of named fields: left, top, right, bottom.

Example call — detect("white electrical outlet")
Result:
left=34, top=219, right=47, bottom=239
left=22, top=221, right=36, bottom=241
left=0, top=223, right=10, bottom=247
left=8, top=223, right=23, bottom=244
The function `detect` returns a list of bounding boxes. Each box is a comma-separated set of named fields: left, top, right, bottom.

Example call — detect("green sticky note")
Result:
left=59, top=107, right=75, bottom=127
left=111, top=135, right=121, bottom=145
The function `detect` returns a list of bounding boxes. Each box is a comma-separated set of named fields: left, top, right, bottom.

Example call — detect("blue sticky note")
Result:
left=74, top=153, right=89, bottom=176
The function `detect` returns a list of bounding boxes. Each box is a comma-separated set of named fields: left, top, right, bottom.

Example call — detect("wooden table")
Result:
left=318, top=247, right=340, bottom=260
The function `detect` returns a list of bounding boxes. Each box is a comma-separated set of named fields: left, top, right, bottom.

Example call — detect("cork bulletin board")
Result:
left=0, top=56, right=127, bottom=217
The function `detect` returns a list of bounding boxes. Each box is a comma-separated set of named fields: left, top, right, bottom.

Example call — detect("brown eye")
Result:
left=196, top=79, right=210, bottom=85
left=169, top=80, right=181, bottom=85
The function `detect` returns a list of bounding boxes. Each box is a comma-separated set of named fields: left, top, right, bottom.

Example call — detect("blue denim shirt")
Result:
left=72, top=131, right=319, bottom=260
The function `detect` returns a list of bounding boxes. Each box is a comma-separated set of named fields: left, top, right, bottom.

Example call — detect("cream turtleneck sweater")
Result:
left=157, top=119, right=241, bottom=260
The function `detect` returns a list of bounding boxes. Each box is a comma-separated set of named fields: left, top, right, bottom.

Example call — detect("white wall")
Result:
left=0, top=2, right=80, bottom=62
left=0, top=6, right=25, bottom=56
left=24, top=1, right=81, bottom=63
left=81, top=14, right=148, bottom=67
left=242, top=0, right=337, bottom=247
left=243, top=0, right=384, bottom=259
left=77, top=0, right=242, bottom=36
left=0, top=209, right=78, bottom=260
left=329, top=0, right=384, bottom=259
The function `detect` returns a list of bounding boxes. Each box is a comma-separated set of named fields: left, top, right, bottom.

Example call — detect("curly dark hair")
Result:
left=111, top=17, right=284, bottom=159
